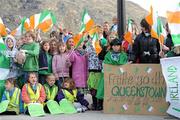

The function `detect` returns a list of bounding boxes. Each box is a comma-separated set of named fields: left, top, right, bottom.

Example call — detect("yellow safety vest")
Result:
left=5, top=87, right=20, bottom=114
left=24, top=83, right=42, bottom=108
left=44, top=84, right=58, bottom=100
left=62, top=89, right=78, bottom=103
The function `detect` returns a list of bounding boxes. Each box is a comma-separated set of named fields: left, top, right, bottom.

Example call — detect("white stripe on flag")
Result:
left=83, top=13, right=91, bottom=24
left=169, top=23, right=180, bottom=35
left=0, top=68, right=9, bottom=80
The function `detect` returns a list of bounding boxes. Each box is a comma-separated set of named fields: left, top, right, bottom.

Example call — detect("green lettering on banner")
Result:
left=167, top=66, right=178, bottom=83
left=111, top=86, right=166, bottom=98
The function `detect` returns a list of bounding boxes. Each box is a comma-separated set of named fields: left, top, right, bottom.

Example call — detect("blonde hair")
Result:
left=25, top=31, right=36, bottom=40
left=173, top=46, right=180, bottom=54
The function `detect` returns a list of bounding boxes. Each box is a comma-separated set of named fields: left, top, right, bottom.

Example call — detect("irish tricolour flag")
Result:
left=167, top=3, right=180, bottom=46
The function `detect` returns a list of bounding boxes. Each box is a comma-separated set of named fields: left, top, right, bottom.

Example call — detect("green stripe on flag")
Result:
left=50, top=12, right=56, bottom=24
left=172, top=34, right=180, bottom=46
left=21, top=17, right=27, bottom=34
left=39, top=10, right=50, bottom=23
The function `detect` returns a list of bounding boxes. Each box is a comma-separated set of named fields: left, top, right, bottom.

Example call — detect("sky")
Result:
left=127, top=0, right=179, bottom=17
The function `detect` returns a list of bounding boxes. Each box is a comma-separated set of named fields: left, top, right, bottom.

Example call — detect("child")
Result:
left=0, top=78, right=22, bottom=115
left=39, top=41, right=52, bottom=85
left=57, top=78, right=89, bottom=112
left=43, top=74, right=58, bottom=113
left=20, top=31, right=40, bottom=84
left=52, top=42, right=71, bottom=89
left=22, top=72, right=46, bottom=114
left=96, top=38, right=128, bottom=110
left=44, top=74, right=58, bottom=101
left=49, top=39, right=58, bottom=56
left=66, top=37, right=74, bottom=51
left=85, top=36, right=102, bottom=110
left=5, top=35, right=20, bottom=79
left=70, top=42, right=88, bottom=89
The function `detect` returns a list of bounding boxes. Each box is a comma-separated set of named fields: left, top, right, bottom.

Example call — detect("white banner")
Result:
left=160, top=56, right=180, bottom=118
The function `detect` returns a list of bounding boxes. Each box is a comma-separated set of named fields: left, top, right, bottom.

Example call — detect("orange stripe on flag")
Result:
left=88, top=27, right=98, bottom=36
left=10, top=29, right=17, bottom=36
left=85, top=19, right=95, bottom=32
left=0, top=24, right=7, bottom=36
left=38, top=19, right=52, bottom=32
left=30, top=15, right=35, bottom=30
left=159, top=35, right=164, bottom=45
left=95, top=40, right=102, bottom=55
left=167, top=11, right=180, bottom=24
left=24, top=22, right=31, bottom=31
left=151, top=29, right=159, bottom=40
left=124, top=31, right=133, bottom=44
left=73, top=33, right=83, bottom=46
left=145, top=6, right=153, bottom=26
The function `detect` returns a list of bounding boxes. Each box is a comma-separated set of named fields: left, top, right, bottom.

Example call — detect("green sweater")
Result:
left=21, top=42, right=40, bottom=71
left=104, top=51, right=128, bottom=65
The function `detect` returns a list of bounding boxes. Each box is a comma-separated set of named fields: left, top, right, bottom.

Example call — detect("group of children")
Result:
left=0, top=16, right=179, bottom=116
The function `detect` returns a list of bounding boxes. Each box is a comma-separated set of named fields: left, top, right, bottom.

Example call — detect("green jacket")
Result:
left=104, top=51, right=128, bottom=65
left=21, top=42, right=40, bottom=71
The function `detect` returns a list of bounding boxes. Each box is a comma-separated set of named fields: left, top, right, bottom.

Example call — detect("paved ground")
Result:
left=0, top=111, right=178, bottom=120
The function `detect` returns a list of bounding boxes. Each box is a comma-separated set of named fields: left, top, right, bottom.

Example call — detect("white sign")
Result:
left=160, top=57, right=180, bottom=118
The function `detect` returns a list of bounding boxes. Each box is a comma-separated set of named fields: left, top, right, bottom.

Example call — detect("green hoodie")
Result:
left=21, top=42, right=40, bottom=71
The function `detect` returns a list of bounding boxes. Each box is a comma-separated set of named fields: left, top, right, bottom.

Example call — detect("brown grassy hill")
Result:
left=0, top=0, right=149, bottom=33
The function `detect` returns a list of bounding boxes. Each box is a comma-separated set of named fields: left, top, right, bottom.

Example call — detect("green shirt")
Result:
left=39, top=52, right=52, bottom=75
left=21, top=42, right=40, bottom=71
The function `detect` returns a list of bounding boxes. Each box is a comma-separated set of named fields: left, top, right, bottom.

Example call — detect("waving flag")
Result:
left=0, top=18, right=7, bottom=36
left=92, top=33, right=102, bottom=54
left=29, top=13, right=41, bottom=30
left=10, top=17, right=29, bottom=36
left=80, top=9, right=95, bottom=33
left=74, top=9, right=95, bottom=48
left=145, top=6, right=167, bottom=45
left=157, top=18, right=166, bottom=45
left=124, top=19, right=133, bottom=45
left=167, top=3, right=180, bottom=46
left=38, top=12, right=56, bottom=32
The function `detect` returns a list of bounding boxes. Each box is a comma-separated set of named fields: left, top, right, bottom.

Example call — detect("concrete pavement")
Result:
left=0, top=111, right=178, bottom=120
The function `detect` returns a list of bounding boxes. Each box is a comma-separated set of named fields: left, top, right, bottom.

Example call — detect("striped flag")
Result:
left=24, top=18, right=31, bottom=31
left=92, top=33, right=102, bottom=55
left=0, top=37, right=10, bottom=81
left=145, top=6, right=159, bottom=40
left=167, top=3, right=180, bottom=46
left=11, top=17, right=28, bottom=36
left=74, top=9, right=95, bottom=48
left=124, top=19, right=133, bottom=45
left=0, top=18, right=7, bottom=36
left=29, top=13, right=41, bottom=30
left=38, top=12, right=56, bottom=32
left=145, top=6, right=166, bottom=45
left=157, top=18, right=166, bottom=45
left=80, top=9, right=95, bottom=33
